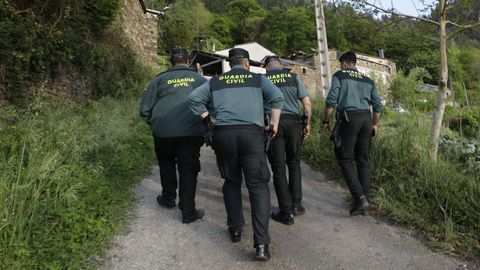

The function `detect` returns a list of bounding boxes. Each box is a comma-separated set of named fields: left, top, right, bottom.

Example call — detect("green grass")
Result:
left=0, top=96, right=155, bottom=269
left=303, top=98, right=480, bottom=259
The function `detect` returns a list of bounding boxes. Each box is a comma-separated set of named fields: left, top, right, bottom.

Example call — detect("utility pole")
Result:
left=314, top=0, right=331, bottom=98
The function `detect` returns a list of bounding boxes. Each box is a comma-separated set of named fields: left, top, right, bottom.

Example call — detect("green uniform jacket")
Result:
left=140, top=65, right=207, bottom=138
left=326, top=67, right=383, bottom=113
left=265, top=68, right=308, bottom=115
left=188, top=66, right=284, bottom=127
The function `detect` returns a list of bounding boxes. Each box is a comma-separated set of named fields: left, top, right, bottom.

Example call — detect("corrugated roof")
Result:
left=214, top=42, right=276, bottom=63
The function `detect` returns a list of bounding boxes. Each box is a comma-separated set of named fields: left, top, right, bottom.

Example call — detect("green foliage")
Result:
left=159, top=0, right=212, bottom=51
left=0, top=0, right=123, bottom=102
left=324, top=3, right=382, bottom=55
left=389, top=67, right=432, bottom=112
left=0, top=96, right=155, bottom=269
left=200, top=0, right=228, bottom=13
left=259, top=7, right=316, bottom=55
left=444, top=106, right=480, bottom=139
left=448, top=46, right=480, bottom=107
left=302, top=99, right=340, bottom=176
left=208, top=15, right=235, bottom=49
left=439, top=134, right=480, bottom=174
left=225, top=0, right=267, bottom=44
left=303, top=98, right=480, bottom=258
left=83, top=31, right=151, bottom=98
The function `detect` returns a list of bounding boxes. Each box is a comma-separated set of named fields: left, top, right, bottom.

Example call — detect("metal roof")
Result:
left=214, top=42, right=276, bottom=63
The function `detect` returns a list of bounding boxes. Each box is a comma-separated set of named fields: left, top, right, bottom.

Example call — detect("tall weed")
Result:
left=0, top=97, right=154, bottom=269
left=304, top=98, right=480, bottom=259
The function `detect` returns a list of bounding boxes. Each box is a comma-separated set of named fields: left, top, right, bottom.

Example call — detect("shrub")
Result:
left=304, top=98, right=480, bottom=258
left=0, top=96, right=155, bottom=269
left=0, top=0, right=126, bottom=102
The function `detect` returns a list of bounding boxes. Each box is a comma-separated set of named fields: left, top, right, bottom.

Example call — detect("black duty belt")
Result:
left=337, top=109, right=370, bottom=115
left=280, top=114, right=300, bottom=120
left=215, top=124, right=263, bottom=133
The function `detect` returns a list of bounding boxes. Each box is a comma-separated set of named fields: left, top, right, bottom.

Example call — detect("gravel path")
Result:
left=104, top=147, right=465, bottom=270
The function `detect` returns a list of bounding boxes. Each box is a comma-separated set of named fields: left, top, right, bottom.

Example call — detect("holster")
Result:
left=300, top=112, right=308, bottom=143
left=330, top=111, right=349, bottom=149
left=203, top=114, right=215, bottom=148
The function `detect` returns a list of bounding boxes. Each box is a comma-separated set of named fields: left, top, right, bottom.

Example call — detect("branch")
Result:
left=447, top=22, right=480, bottom=39
left=446, top=21, right=463, bottom=28
left=444, top=4, right=455, bottom=11
left=48, top=9, right=63, bottom=36
left=357, top=0, right=440, bottom=26
left=13, top=8, right=32, bottom=15
left=374, top=17, right=410, bottom=32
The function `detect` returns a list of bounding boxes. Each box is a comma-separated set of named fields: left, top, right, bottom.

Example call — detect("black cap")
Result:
left=228, top=48, right=250, bottom=60
left=339, top=51, right=356, bottom=64
left=264, top=55, right=280, bottom=66
left=171, top=48, right=189, bottom=58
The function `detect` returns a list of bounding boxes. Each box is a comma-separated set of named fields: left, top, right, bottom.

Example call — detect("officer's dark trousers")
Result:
left=334, top=110, right=372, bottom=203
left=214, top=125, right=271, bottom=246
left=267, top=114, right=302, bottom=213
left=154, top=136, right=204, bottom=218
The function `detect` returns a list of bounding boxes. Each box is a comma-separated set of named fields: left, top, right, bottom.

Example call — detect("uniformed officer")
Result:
left=322, top=51, right=383, bottom=216
left=263, top=56, right=312, bottom=225
left=140, top=48, right=207, bottom=223
left=188, top=48, right=284, bottom=261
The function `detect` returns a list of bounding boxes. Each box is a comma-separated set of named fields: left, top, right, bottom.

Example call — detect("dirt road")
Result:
left=104, top=147, right=464, bottom=270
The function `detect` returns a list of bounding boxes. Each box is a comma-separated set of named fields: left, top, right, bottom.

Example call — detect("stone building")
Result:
left=290, top=50, right=397, bottom=97
left=117, top=0, right=159, bottom=66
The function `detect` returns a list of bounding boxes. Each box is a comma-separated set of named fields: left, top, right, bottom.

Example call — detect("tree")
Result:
left=159, top=0, right=212, bottom=50
left=225, top=0, right=267, bottom=44
left=260, top=7, right=316, bottom=55
left=201, top=0, right=230, bottom=13
left=208, top=15, right=235, bottom=48
left=348, top=0, right=480, bottom=162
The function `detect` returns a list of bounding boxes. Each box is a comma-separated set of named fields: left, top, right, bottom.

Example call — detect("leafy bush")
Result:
left=444, top=106, right=480, bottom=139
left=439, top=134, right=480, bottom=175
left=389, top=67, right=432, bottom=112
left=0, top=96, right=155, bottom=269
left=303, top=98, right=480, bottom=259
left=158, top=0, right=212, bottom=51
left=0, top=0, right=126, bottom=101
left=82, top=30, right=151, bottom=98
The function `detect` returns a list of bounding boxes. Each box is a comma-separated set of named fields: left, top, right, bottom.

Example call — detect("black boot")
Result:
left=156, top=195, right=176, bottom=208
left=271, top=210, right=294, bottom=225
left=349, top=196, right=369, bottom=216
left=182, top=209, right=205, bottom=224
left=228, top=227, right=242, bottom=243
left=255, top=244, right=270, bottom=261
left=293, top=205, right=305, bottom=216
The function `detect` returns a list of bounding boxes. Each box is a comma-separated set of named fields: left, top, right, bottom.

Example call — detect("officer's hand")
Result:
left=266, top=123, right=278, bottom=137
left=303, top=125, right=311, bottom=140
left=201, top=114, right=211, bottom=128
left=323, top=123, right=331, bottom=133
left=272, top=126, right=278, bottom=137
left=372, top=125, right=378, bottom=138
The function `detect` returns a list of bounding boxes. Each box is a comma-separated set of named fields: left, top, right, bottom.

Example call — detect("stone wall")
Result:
left=117, top=0, right=158, bottom=66
left=290, top=58, right=322, bottom=98
left=328, top=50, right=396, bottom=86
left=28, top=70, right=90, bottom=102
left=0, top=0, right=158, bottom=103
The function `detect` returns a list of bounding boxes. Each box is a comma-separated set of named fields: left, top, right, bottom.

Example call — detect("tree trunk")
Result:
left=429, top=0, right=448, bottom=162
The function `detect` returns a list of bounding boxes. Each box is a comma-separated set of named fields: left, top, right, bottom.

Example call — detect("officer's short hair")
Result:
left=339, top=51, right=357, bottom=65
left=264, top=55, right=280, bottom=66
left=229, top=58, right=248, bottom=67
left=171, top=48, right=189, bottom=65
left=228, top=48, right=249, bottom=67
